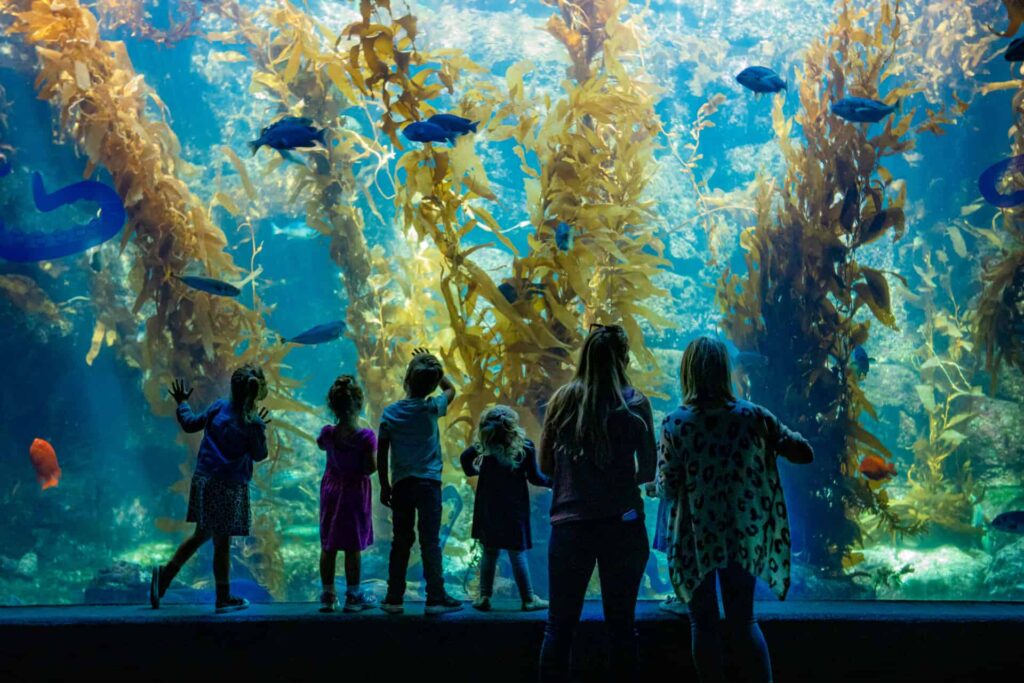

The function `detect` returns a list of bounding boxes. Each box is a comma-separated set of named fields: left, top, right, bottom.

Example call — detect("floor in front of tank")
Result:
left=1, top=601, right=1021, bottom=681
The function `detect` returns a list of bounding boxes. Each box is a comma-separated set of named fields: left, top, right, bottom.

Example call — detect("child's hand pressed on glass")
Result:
left=168, top=378, right=193, bottom=404
left=258, top=407, right=272, bottom=425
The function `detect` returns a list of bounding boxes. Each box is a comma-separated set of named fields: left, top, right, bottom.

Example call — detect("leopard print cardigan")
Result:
left=656, top=400, right=800, bottom=602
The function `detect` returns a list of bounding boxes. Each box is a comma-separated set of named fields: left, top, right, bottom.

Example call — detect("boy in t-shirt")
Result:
left=377, top=349, right=461, bottom=615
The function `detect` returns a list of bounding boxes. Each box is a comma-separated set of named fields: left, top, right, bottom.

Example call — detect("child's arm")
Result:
left=538, top=415, right=556, bottom=476
left=763, top=409, right=814, bottom=464
left=524, top=443, right=552, bottom=488
left=377, top=430, right=392, bottom=507
left=438, top=373, right=457, bottom=405
left=460, top=447, right=480, bottom=478
left=634, top=397, right=657, bottom=485
left=362, top=431, right=378, bottom=476
left=655, top=421, right=681, bottom=500
left=168, top=379, right=208, bottom=433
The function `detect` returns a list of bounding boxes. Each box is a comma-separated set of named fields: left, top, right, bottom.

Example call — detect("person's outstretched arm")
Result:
left=439, top=374, right=456, bottom=405
left=169, top=379, right=208, bottom=433
left=635, top=396, right=657, bottom=484
left=524, top=443, right=552, bottom=488
left=763, top=409, right=814, bottom=464
left=656, top=420, right=682, bottom=500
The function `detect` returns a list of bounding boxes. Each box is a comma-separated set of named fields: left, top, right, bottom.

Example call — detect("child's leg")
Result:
left=212, top=534, right=231, bottom=602
left=478, top=546, right=500, bottom=598
left=688, top=570, right=725, bottom=683
left=159, top=529, right=211, bottom=594
left=320, top=549, right=338, bottom=595
left=507, top=549, right=536, bottom=601
left=719, top=563, right=772, bottom=683
left=343, top=550, right=361, bottom=595
left=414, top=480, right=445, bottom=601
left=386, top=479, right=416, bottom=601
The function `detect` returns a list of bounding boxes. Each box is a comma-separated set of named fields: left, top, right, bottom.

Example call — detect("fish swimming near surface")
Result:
left=0, top=172, right=126, bottom=263
left=735, top=66, right=787, bottom=94
left=281, top=320, right=347, bottom=345
left=858, top=454, right=896, bottom=482
left=427, top=114, right=479, bottom=136
left=990, top=511, right=1024, bottom=533
left=249, top=116, right=327, bottom=156
left=555, top=222, right=574, bottom=251
left=1006, top=37, right=1024, bottom=61
left=174, top=274, right=242, bottom=297
left=271, top=220, right=319, bottom=240
left=831, top=96, right=896, bottom=124
left=979, top=155, right=1024, bottom=209
left=29, top=438, right=61, bottom=490
left=402, top=121, right=457, bottom=144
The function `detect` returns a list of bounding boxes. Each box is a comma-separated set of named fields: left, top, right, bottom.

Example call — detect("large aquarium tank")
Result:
left=1, top=0, right=1023, bottom=607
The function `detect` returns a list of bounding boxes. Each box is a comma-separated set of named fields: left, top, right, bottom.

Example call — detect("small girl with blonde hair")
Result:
left=460, top=405, right=551, bottom=611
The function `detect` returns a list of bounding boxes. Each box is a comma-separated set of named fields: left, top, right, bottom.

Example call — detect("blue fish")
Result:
left=174, top=274, right=241, bottom=297
left=852, top=345, right=873, bottom=377
left=249, top=116, right=327, bottom=156
left=555, top=221, right=574, bottom=251
left=0, top=172, right=126, bottom=263
left=990, top=511, right=1024, bottom=533
left=498, top=281, right=519, bottom=304
left=402, top=121, right=457, bottom=144
left=735, top=66, right=787, bottom=94
left=427, top=114, right=478, bottom=136
left=281, top=320, right=347, bottom=345
left=1006, top=38, right=1024, bottom=62
left=0, top=154, right=11, bottom=178
left=831, top=97, right=896, bottom=124
left=979, top=155, right=1024, bottom=209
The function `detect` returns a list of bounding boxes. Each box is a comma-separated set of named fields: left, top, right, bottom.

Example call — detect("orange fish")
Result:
left=29, top=438, right=61, bottom=490
left=858, top=455, right=896, bottom=482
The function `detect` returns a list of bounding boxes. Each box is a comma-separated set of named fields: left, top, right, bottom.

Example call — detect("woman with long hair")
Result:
left=537, top=324, right=656, bottom=682
left=658, top=336, right=813, bottom=683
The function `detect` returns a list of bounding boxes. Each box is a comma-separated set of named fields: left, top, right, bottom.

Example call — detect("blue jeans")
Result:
left=539, top=517, right=649, bottom=682
left=687, top=563, right=772, bottom=683
left=479, top=546, right=534, bottom=600
left=387, top=477, right=445, bottom=601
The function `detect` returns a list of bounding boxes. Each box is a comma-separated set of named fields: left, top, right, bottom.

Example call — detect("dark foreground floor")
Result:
left=2, top=600, right=1022, bottom=682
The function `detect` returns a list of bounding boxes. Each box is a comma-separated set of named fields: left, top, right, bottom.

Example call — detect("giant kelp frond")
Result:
left=887, top=230, right=984, bottom=542
left=0, top=273, right=71, bottom=334
left=95, top=0, right=202, bottom=46
left=975, top=37, right=1024, bottom=388
left=716, top=0, right=955, bottom=575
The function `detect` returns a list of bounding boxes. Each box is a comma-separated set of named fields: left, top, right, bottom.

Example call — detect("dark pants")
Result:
left=687, top=563, right=772, bottom=683
left=539, top=517, right=649, bottom=682
left=387, top=477, right=445, bottom=601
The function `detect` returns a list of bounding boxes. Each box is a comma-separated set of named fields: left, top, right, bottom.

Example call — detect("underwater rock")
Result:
left=960, top=397, right=1024, bottom=488
left=787, top=561, right=871, bottom=600
left=0, top=552, right=38, bottom=579
left=82, top=561, right=147, bottom=604
left=984, top=537, right=1024, bottom=600
left=857, top=546, right=990, bottom=600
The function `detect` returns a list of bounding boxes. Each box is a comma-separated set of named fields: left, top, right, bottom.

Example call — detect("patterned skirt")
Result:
left=187, top=475, right=251, bottom=537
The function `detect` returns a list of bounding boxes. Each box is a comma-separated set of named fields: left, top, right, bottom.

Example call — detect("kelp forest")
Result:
left=0, top=0, right=1023, bottom=605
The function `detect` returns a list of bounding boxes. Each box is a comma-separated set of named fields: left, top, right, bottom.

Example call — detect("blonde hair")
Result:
left=680, top=336, right=736, bottom=406
left=476, top=405, right=527, bottom=468
left=542, top=324, right=638, bottom=469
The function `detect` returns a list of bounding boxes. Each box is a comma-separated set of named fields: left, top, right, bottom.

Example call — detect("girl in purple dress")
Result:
left=318, top=375, right=377, bottom=613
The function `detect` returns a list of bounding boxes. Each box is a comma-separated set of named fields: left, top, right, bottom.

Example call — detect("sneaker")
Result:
left=472, top=596, right=491, bottom=612
left=149, top=566, right=161, bottom=610
left=658, top=595, right=688, bottom=616
left=379, top=596, right=404, bottom=615
left=319, top=591, right=338, bottom=613
left=215, top=596, right=250, bottom=614
left=425, top=593, right=464, bottom=615
left=521, top=595, right=549, bottom=612
left=343, top=591, right=379, bottom=613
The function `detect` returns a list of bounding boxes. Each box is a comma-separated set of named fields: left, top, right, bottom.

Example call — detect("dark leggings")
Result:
left=687, top=563, right=772, bottom=683
left=159, top=529, right=232, bottom=598
left=539, top=518, right=649, bottom=682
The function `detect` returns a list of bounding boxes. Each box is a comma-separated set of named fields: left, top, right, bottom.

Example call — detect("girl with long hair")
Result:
left=460, top=405, right=551, bottom=612
left=537, top=324, right=656, bottom=682
left=658, top=336, right=813, bottom=683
